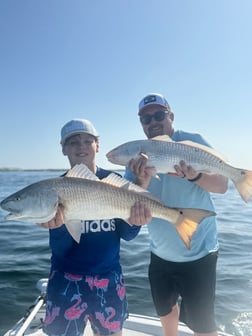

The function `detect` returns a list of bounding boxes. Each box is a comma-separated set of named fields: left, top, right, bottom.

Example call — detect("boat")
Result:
left=4, top=279, right=231, bottom=336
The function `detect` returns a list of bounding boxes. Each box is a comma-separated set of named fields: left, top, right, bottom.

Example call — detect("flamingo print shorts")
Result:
left=43, top=269, right=128, bottom=336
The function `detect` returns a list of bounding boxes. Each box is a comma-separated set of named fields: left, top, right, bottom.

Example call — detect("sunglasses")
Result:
left=140, top=110, right=169, bottom=125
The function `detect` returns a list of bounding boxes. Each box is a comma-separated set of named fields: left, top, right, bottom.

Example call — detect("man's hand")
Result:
left=128, top=153, right=153, bottom=189
left=172, top=160, right=228, bottom=193
left=173, top=160, right=199, bottom=180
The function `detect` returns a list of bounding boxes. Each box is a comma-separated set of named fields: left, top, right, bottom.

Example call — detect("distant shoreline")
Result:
left=0, top=168, right=125, bottom=172
left=0, top=168, right=66, bottom=172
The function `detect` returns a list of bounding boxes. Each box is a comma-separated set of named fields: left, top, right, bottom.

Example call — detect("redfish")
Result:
left=0, top=164, right=214, bottom=249
left=106, top=135, right=252, bottom=202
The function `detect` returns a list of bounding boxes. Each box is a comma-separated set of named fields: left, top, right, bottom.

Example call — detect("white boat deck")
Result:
left=5, top=308, right=232, bottom=336
left=4, top=310, right=192, bottom=336
left=3, top=279, right=231, bottom=336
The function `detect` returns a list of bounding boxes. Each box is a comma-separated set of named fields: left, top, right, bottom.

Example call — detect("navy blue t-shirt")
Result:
left=49, top=167, right=140, bottom=275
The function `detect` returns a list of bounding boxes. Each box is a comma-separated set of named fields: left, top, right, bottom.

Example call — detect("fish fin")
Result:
left=150, top=136, right=227, bottom=166
left=66, top=164, right=99, bottom=181
left=102, top=173, right=161, bottom=201
left=65, top=220, right=82, bottom=243
left=174, top=208, right=215, bottom=249
left=151, top=135, right=173, bottom=142
left=101, top=173, right=133, bottom=188
left=102, top=173, right=149, bottom=193
left=178, top=140, right=227, bottom=162
left=233, top=169, right=252, bottom=202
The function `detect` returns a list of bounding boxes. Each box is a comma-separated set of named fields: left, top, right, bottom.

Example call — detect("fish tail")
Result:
left=174, top=208, right=215, bottom=249
left=233, top=169, right=252, bottom=203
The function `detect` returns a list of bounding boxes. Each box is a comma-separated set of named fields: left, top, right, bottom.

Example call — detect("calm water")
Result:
left=0, top=170, right=252, bottom=335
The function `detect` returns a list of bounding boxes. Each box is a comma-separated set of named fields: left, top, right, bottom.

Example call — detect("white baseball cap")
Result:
left=138, top=93, right=171, bottom=115
left=60, top=119, right=99, bottom=145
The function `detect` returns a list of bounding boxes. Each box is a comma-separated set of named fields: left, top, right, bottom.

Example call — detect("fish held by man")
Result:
left=106, top=135, right=252, bottom=203
left=0, top=164, right=214, bottom=249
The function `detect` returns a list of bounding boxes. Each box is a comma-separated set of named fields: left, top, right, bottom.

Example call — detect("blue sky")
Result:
left=0, top=0, right=251, bottom=170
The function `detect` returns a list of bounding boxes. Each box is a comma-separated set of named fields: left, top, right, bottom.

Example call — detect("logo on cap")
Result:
left=144, top=95, right=157, bottom=105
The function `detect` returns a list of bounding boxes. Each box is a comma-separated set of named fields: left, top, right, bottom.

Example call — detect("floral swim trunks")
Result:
left=43, top=269, right=128, bottom=335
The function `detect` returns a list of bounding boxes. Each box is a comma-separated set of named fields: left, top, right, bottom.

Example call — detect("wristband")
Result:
left=188, top=172, right=202, bottom=182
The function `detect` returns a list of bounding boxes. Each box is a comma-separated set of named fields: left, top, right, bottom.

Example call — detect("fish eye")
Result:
left=15, top=196, right=21, bottom=201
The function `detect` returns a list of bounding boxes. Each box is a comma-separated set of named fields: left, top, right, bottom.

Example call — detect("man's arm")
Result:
left=174, top=160, right=228, bottom=194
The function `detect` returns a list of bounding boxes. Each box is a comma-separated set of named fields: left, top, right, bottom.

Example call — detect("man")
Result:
left=41, top=118, right=151, bottom=336
left=126, top=93, right=228, bottom=336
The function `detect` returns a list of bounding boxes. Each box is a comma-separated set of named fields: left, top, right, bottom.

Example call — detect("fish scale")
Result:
left=55, top=177, right=178, bottom=222
left=128, top=140, right=227, bottom=175
left=106, top=136, right=252, bottom=202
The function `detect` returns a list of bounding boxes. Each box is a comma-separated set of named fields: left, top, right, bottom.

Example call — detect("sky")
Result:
left=0, top=0, right=252, bottom=170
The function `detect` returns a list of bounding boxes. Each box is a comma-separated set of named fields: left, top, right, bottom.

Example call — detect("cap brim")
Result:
left=61, top=131, right=99, bottom=145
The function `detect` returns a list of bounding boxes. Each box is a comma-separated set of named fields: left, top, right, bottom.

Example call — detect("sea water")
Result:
left=0, top=170, right=251, bottom=335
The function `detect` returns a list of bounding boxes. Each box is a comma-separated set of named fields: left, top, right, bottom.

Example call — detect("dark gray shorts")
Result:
left=148, top=252, right=218, bottom=333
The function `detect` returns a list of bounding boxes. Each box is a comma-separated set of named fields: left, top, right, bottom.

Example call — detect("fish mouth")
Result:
left=1, top=205, right=24, bottom=220
left=1, top=202, right=17, bottom=213
left=5, top=212, right=22, bottom=220
left=106, top=151, right=116, bottom=162
left=106, top=150, right=112, bottom=157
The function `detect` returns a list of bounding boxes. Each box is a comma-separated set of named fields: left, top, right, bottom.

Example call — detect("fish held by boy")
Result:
left=106, top=135, right=252, bottom=203
left=0, top=164, right=214, bottom=249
